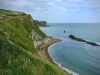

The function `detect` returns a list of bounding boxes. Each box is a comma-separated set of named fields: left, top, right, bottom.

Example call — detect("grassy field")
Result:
left=0, top=9, right=70, bottom=75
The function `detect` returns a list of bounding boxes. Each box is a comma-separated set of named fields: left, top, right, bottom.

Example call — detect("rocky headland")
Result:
left=34, top=20, right=50, bottom=27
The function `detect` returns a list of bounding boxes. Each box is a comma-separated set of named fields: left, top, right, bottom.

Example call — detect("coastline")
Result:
left=37, top=37, right=62, bottom=64
left=37, top=37, right=79, bottom=75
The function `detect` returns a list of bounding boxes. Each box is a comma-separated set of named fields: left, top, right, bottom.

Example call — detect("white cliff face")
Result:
left=29, top=30, right=51, bottom=49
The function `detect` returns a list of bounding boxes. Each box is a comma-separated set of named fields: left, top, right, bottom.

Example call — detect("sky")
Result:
left=0, top=0, right=100, bottom=23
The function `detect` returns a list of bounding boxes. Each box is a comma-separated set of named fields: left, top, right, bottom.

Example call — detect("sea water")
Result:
left=40, top=23, right=100, bottom=75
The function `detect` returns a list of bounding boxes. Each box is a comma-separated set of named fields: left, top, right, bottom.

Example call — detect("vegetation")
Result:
left=33, top=21, right=46, bottom=38
left=0, top=39, right=70, bottom=75
left=0, top=13, right=45, bottom=53
left=0, top=9, right=70, bottom=75
left=0, top=9, right=25, bottom=17
left=34, top=20, right=49, bottom=27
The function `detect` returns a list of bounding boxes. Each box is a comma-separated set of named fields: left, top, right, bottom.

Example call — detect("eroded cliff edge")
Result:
left=0, top=9, right=51, bottom=53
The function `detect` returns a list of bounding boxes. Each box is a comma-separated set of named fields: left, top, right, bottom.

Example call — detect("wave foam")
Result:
left=48, top=46, right=79, bottom=75
left=53, top=59, right=79, bottom=75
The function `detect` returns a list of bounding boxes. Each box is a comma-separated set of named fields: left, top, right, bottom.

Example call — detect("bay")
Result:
left=41, top=23, right=100, bottom=75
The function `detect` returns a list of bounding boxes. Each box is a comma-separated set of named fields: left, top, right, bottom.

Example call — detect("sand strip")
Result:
left=37, top=38, right=62, bottom=64
left=37, top=38, right=77, bottom=75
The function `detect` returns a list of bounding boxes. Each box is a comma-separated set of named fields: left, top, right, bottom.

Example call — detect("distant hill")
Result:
left=34, top=20, right=50, bottom=27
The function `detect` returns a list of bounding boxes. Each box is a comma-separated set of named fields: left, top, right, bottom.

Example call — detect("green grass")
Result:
left=0, top=15, right=36, bottom=53
left=0, top=38, right=70, bottom=75
left=33, top=21, right=46, bottom=38
left=0, top=9, right=25, bottom=16
left=0, top=9, right=70, bottom=75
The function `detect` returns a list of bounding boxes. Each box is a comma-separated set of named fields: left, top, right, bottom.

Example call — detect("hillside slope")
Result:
left=0, top=9, right=70, bottom=75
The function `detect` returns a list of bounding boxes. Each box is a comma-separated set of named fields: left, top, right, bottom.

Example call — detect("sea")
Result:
left=40, top=23, right=100, bottom=75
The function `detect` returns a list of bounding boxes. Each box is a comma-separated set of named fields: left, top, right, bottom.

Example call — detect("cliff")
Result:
left=0, top=9, right=47, bottom=53
left=0, top=9, right=70, bottom=75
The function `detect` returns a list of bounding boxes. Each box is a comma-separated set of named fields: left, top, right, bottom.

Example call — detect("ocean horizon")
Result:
left=40, top=23, right=100, bottom=75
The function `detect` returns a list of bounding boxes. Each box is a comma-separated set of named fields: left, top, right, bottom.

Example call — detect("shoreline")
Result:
left=37, top=37, right=79, bottom=75
left=37, top=38, right=62, bottom=64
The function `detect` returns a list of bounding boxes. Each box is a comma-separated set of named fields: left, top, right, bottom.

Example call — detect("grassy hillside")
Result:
left=0, top=38, right=70, bottom=75
left=0, top=9, right=25, bottom=17
left=0, top=10, right=46, bottom=53
left=0, top=9, right=70, bottom=75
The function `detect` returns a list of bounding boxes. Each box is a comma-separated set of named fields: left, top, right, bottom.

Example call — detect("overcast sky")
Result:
left=0, top=0, right=100, bottom=23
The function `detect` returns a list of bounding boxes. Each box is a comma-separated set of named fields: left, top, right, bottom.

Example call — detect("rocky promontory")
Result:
left=34, top=20, right=50, bottom=27
left=69, top=35, right=100, bottom=46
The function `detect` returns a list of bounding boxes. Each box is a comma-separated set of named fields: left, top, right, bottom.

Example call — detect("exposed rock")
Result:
left=0, top=28, right=2, bottom=31
left=30, top=29, right=50, bottom=49
left=0, top=17, right=3, bottom=18
left=69, top=34, right=100, bottom=46
left=4, top=32, right=9, bottom=36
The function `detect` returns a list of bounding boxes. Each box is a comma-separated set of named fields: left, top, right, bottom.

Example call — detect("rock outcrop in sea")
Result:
left=69, top=35, right=100, bottom=46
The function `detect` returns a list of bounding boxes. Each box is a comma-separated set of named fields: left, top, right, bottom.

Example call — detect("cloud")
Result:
left=98, top=10, right=100, bottom=11
left=0, top=0, right=100, bottom=23
left=0, top=0, right=98, bottom=12
left=69, top=8, right=80, bottom=11
left=68, top=0, right=81, bottom=1
left=85, top=10, right=91, bottom=13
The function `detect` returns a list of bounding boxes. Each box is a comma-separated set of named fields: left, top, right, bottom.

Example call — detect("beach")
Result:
left=37, top=38, right=62, bottom=64
left=37, top=37, right=79, bottom=75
